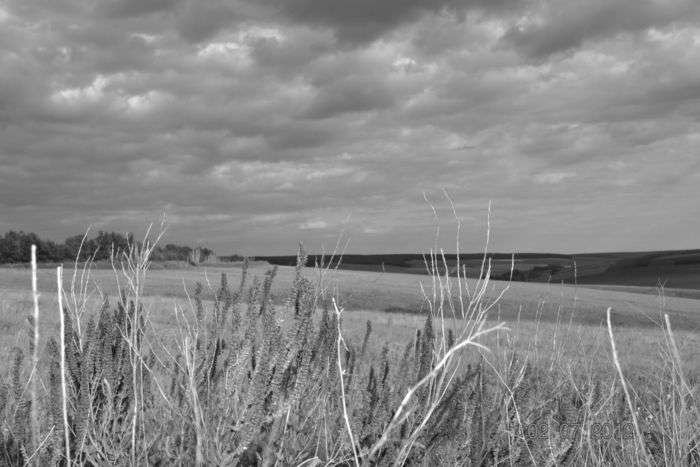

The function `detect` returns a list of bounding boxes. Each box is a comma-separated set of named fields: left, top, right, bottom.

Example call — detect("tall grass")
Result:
left=0, top=225, right=697, bottom=465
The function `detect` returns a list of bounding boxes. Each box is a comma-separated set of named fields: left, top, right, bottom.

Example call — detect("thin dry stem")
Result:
left=30, top=245, right=41, bottom=463
left=332, top=298, right=360, bottom=467
left=57, top=266, right=71, bottom=466
left=607, top=307, right=649, bottom=465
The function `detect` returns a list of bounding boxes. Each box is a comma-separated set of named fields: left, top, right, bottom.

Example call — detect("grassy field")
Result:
left=2, top=262, right=700, bottom=330
left=2, top=280, right=698, bottom=379
left=0, top=257, right=698, bottom=464
left=1, top=262, right=698, bottom=377
left=2, top=262, right=699, bottom=378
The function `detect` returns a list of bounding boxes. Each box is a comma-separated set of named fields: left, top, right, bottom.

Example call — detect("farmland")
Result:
left=2, top=261, right=700, bottom=330
left=1, top=261, right=699, bottom=383
left=0, top=254, right=698, bottom=465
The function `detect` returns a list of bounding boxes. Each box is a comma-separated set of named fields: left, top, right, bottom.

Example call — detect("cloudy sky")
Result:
left=1, top=0, right=700, bottom=255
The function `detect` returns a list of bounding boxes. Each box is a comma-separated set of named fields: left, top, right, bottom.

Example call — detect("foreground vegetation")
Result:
left=0, top=234, right=698, bottom=465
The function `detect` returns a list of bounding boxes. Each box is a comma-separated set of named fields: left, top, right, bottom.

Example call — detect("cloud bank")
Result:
left=1, top=0, right=699, bottom=254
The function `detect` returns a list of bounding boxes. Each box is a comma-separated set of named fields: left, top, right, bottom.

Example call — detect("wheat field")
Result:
left=0, top=243, right=698, bottom=465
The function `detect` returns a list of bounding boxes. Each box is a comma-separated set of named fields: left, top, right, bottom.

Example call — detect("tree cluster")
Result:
left=0, top=230, right=213, bottom=264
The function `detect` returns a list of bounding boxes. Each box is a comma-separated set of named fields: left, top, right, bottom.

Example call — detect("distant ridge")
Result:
left=255, top=249, right=700, bottom=290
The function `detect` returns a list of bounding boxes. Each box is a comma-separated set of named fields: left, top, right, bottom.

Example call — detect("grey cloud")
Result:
left=2, top=0, right=700, bottom=254
left=175, top=1, right=239, bottom=42
left=249, top=28, right=333, bottom=75
left=3, top=0, right=86, bottom=20
left=265, top=121, right=338, bottom=150
left=248, top=0, right=521, bottom=44
left=640, top=80, right=700, bottom=114
left=101, top=0, right=182, bottom=18
left=302, top=77, right=397, bottom=119
left=503, top=0, right=700, bottom=59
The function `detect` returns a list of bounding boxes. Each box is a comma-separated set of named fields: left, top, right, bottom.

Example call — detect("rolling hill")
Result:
left=256, top=249, right=700, bottom=290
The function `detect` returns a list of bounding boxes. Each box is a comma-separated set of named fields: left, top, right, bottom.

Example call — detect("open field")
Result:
left=0, top=259, right=698, bottom=464
left=2, top=285, right=698, bottom=380
left=1, top=263, right=699, bottom=381
left=2, top=263, right=700, bottom=331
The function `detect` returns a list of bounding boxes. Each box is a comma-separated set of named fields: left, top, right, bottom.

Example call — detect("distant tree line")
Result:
left=0, top=230, right=215, bottom=264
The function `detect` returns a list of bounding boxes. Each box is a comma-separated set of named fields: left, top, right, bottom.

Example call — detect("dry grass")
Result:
left=0, top=235, right=697, bottom=465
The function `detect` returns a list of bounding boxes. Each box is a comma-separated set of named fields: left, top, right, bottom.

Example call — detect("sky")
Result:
left=1, top=0, right=700, bottom=255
